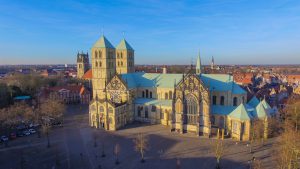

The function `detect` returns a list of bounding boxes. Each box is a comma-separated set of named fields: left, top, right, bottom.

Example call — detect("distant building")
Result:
left=40, top=69, right=58, bottom=77
left=77, top=52, right=90, bottom=78
left=42, top=85, right=90, bottom=104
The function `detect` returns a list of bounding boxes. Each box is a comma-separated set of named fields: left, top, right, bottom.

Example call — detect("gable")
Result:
left=107, top=75, right=127, bottom=91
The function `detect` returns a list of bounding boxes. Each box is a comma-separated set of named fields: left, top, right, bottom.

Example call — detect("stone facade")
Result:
left=87, top=35, right=278, bottom=141
left=77, top=52, right=90, bottom=78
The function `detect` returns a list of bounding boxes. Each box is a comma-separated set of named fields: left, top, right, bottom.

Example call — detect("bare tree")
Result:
left=274, top=95, right=300, bottom=169
left=39, top=98, right=65, bottom=148
left=114, top=143, right=120, bottom=165
left=176, top=158, right=181, bottom=169
left=252, top=158, right=262, bottom=169
left=249, top=119, right=266, bottom=154
left=133, top=133, right=148, bottom=163
left=211, top=138, right=225, bottom=169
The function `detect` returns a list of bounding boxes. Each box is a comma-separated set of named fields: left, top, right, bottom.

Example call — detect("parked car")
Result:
left=10, top=133, right=17, bottom=139
left=23, top=130, right=31, bottom=136
left=17, top=131, right=24, bottom=137
left=28, top=129, right=36, bottom=134
left=0, top=136, right=9, bottom=142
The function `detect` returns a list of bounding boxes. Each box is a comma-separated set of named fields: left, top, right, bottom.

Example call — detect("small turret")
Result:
left=196, top=51, right=202, bottom=75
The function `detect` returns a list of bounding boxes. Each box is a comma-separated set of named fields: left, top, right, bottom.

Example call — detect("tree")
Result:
left=176, top=158, right=181, bottom=169
left=133, top=133, right=148, bottom=163
left=211, top=138, right=225, bottom=169
left=249, top=119, right=265, bottom=153
left=114, top=143, right=120, bottom=165
left=274, top=95, right=300, bottom=169
left=39, top=98, right=65, bottom=148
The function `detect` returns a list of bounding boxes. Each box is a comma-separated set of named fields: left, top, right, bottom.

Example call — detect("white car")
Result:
left=28, top=129, right=36, bottom=134
left=1, top=136, right=9, bottom=142
left=23, top=130, right=31, bottom=136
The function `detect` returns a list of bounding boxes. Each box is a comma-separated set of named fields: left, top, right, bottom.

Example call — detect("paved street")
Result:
left=0, top=105, right=276, bottom=169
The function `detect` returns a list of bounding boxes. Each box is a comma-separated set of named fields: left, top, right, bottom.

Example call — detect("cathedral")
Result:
left=81, top=35, right=278, bottom=141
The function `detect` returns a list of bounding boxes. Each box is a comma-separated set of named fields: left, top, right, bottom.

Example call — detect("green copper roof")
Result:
left=121, top=72, right=182, bottom=89
left=116, top=39, right=134, bottom=50
left=200, top=74, right=246, bottom=94
left=93, top=35, right=115, bottom=49
left=121, top=73, right=246, bottom=95
left=134, top=98, right=172, bottom=107
left=248, top=96, right=260, bottom=107
left=196, top=52, right=202, bottom=74
left=229, top=103, right=252, bottom=121
left=261, top=99, right=271, bottom=109
left=255, top=102, right=268, bottom=119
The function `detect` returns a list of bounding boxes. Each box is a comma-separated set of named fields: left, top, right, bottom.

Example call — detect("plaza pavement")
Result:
left=0, top=105, right=277, bottom=169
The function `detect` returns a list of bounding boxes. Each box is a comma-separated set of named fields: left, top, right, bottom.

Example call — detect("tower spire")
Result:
left=196, top=50, right=202, bottom=75
left=211, top=56, right=214, bottom=70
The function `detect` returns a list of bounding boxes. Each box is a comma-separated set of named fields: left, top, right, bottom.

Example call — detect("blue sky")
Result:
left=0, top=0, right=300, bottom=65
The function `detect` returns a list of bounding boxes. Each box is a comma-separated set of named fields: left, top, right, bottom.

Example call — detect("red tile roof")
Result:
left=82, top=69, right=92, bottom=79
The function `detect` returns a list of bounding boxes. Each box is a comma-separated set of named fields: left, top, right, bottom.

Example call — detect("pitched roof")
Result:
left=248, top=96, right=260, bottom=107
left=82, top=69, right=92, bottom=79
left=196, top=52, right=201, bottom=74
left=255, top=102, right=268, bottom=119
left=121, top=72, right=182, bottom=89
left=229, top=103, right=252, bottom=121
left=120, top=73, right=246, bottom=95
left=116, top=39, right=134, bottom=50
left=93, top=35, right=115, bottom=49
left=200, top=74, right=246, bottom=94
left=261, top=99, right=271, bottom=109
left=134, top=98, right=172, bottom=107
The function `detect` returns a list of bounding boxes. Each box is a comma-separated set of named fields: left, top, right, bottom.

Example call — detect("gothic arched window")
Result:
left=99, top=61, right=102, bottom=67
left=211, top=115, right=215, bottom=125
left=169, top=91, right=172, bottom=99
left=213, top=96, right=217, bottom=105
left=187, top=95, right=198, bottom=124
left=95, top=51, right=98, bottom=59
left=220, top=96, right=225, bottom=105
left=165, top=93, right=168, bottom=100
left=233, top=97, right=238, bottom=106
left=121, top=61, right=123, bottom=66
left=95, top=61, right=98, bottom=67
left=145, top=107, right=148, bottom=118
left=108, top=107, right=113, bottom=114
left=146, top=90, right=149, bottom=98
left=99, top=51, right=102, bottom=58
left=100, top=106, right=104, bottom=112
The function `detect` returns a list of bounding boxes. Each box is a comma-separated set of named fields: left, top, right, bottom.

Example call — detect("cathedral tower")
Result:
left=91, top=35, right=116, bottom=99
left=116, top=39, right=135, bottom=74
left=77, top=52, right=89, bottom=78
